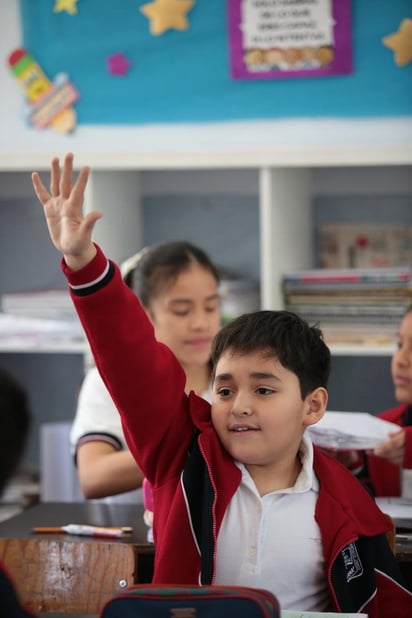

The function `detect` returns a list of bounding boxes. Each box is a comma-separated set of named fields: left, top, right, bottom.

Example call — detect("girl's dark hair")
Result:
left=0, top=366, right=31, bottom=495
left=211, top=310, right=331, bottom=399
left=122, top=241, right=220, bottom=308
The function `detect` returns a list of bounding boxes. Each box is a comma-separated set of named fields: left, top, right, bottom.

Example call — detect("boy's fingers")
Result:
left=60, top=152, right=74, bottom=199
left=71, top=166, right=90, bottom=204
left=32, top=172, right=51, bottom=205
left=50, top=157, right=61, bottom=197
left=82, top=211, right=102, bottom=235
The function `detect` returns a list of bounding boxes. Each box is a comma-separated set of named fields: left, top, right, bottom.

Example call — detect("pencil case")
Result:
left=100, top=584, right=280, bottom=617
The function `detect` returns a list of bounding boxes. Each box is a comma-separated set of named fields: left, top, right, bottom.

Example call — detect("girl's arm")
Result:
left=76, top=442, right=144, bottom=499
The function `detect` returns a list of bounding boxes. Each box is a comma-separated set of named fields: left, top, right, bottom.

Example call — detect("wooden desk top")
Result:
left=0, top=501, right=156, bottom=601
left=1, top=501, right=410, bottom=595
left=1, top=501, right=410, bottom=558
left=0, top=501, right=152, bottom=549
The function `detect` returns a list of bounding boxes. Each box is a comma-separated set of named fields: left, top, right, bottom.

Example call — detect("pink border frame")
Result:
left=227, top=0, right=352, bottom=80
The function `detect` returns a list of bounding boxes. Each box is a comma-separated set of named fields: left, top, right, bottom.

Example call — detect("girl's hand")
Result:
left=32, top=152, right=101, bottom=270
left=373, top=429, right=405, bottom=467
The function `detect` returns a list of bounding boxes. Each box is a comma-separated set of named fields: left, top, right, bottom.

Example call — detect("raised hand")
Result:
left=32, top=152, right=101, bottom=270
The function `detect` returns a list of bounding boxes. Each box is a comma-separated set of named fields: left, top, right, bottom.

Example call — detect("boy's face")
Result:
left=211, top=349, right=326, bottom=485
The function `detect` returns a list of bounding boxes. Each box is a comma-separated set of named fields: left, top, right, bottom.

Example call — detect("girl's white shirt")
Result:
left=70, top=366, right=213, bottom=504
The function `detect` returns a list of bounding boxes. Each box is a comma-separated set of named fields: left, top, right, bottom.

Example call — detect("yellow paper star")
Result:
left=140, top=0, right=195, bottom=35
left=382, top=18, right=412, bottom=67
left=53, top=0, right=79, bottom=16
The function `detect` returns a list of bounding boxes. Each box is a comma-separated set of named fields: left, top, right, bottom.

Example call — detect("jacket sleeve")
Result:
left=62, top=245, right=196, bottom=486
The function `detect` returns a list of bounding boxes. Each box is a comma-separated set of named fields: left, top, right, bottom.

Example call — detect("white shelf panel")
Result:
left=0, top=118, right=411, bottom=171
left=0, top=342, right=87, bottom=354
left=0, top=340, right=395, bottom=357
left=329, top=343, right=396, bottom=357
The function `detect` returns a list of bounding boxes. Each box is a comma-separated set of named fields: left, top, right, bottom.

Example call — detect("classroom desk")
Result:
left=0, top=501, right=155, bottom=584
left=2, top=501, right=411, bottom=611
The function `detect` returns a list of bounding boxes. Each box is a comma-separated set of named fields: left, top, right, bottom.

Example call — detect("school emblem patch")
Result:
left=341, top=543, right=363, bottom=582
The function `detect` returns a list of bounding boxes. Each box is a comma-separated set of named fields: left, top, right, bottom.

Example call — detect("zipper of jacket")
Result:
left=199, top=440, right=219, bottom=584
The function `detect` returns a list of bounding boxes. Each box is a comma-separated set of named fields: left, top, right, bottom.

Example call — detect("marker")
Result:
left=32, top=524, right=133, bottom=538
left=7, top=47, right=78, bottom=133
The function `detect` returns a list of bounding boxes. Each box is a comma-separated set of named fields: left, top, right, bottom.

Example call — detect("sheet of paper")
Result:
left=307, top=411, right=399, bottom=450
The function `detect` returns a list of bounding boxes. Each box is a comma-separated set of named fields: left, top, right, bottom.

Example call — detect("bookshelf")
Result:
left=1, top=153, right=411, bottom=357
left=1, top=141, right=411, bottom=474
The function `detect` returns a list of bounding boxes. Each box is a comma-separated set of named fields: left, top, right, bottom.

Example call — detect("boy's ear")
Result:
left=303, top=387, right=328, bottom=427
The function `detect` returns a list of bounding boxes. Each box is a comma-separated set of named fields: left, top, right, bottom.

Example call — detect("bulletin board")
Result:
left=15, top=0, right=412, bottom=126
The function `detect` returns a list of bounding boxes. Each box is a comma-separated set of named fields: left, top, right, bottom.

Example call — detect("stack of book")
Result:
left=0, top=289, right=84, bottom=347
left=2, top=288, right=77, bottom=321
left=282, top=266, right=412, bottom=344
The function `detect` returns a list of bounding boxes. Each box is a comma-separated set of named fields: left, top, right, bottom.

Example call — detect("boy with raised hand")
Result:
left=32, top=153, right=412, bottom=616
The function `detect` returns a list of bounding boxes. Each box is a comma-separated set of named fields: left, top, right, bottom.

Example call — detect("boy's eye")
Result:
left=257, top=387, right=274, bottom=395
left=173, top=310, right=189, bottom=317
left=217, top=387, right=232, bottom=397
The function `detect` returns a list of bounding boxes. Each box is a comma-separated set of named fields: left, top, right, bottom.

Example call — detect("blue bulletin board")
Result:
left=17, top=0, right=412, bottom=125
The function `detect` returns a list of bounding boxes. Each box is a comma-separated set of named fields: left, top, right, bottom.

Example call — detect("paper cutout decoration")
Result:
left=140, top=0, right=195, bottom=35
left=382, top=18, right=412, bottom=67
left=228, top=0, right=352, bottom=80
left=7, top=48, right=79, bottom=133
left=53, top=0, right=79, bottom=15
left=107, top=52, right=131, bottom=76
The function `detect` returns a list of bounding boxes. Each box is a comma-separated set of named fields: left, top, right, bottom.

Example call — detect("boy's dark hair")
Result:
left=0, top=366, right=31, bottom=495
left=122, top=241, right=220, bottom=308
left=211, top=310, right=331, bottom=399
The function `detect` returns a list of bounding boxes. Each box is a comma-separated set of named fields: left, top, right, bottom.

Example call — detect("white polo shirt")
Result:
left=215, top=433, right=330, bottom=611
left=70, top=366, right=143, bottom=504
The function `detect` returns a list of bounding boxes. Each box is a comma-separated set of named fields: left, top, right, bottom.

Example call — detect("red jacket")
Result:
left=64, top=246, right=412, bottom=616
left=367, top=404, right=412, bottom=497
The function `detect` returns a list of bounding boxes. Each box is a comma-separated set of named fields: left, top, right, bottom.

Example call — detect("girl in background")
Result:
left=70, top=241, right=221, bottom=506
left=365, top=305, right=412, bottom=496
left=330, top=305, right=412, bottom=497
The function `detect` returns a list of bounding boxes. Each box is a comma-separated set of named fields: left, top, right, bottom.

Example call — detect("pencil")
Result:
left=32, top=524, right=133, bottom=538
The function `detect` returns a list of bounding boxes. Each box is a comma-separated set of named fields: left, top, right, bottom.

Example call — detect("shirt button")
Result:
left=248, top=546, right=257, bottom=559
